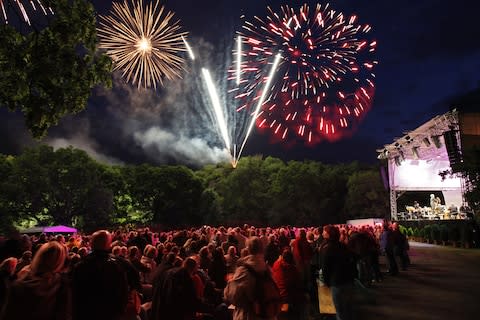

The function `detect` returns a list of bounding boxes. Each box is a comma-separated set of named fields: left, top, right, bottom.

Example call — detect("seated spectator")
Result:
left=0, top=242, right=70, bottom=320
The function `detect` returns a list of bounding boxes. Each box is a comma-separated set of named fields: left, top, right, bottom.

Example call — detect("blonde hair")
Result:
left=30, top=241, right=67, bottom=276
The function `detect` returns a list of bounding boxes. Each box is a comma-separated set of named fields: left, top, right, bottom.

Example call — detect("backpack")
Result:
left=244, top=265, right=282, bottom=318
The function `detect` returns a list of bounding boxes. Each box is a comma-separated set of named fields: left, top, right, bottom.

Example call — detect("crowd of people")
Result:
left=0, top=222, right=410, bottom=320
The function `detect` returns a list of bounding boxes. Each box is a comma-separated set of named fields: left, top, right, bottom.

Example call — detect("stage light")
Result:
left=423, top=137, right=431, bottom=147
left=394, top=156, right=402, bottom=166
left=399, top=150, right=405, bottom=161
left=431, top=135, right=442, bottom=149
left=412, top=146, right=420, bottom=159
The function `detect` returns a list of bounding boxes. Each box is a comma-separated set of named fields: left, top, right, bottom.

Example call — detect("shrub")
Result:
left=430, top=224, right=441, bottom=242
left=439, top=224, right=449, bottom=243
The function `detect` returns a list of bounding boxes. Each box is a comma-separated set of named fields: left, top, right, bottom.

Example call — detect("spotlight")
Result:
left=399, top=150, right=405, bottom=161
left=423, top=137, right=431, bottom=147
left=431, top=135, right=442, bottom=149
left=412, top=147, right=420, bottom=159
left=394, top=156, right=402, bottom=166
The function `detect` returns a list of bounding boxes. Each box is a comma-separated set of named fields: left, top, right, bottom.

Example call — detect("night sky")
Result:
left=1, top=0, right=480, bottom=167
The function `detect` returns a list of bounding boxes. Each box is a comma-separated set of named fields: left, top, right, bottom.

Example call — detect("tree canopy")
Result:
left=0, top=145, right=392, bottom=233
left=0, top=0, right=112, bottom=138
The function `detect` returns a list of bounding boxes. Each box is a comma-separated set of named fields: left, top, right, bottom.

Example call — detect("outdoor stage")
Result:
left=377, top=106, right=479, bottom=222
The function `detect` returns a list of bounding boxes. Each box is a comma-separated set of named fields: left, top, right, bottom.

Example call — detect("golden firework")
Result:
left=98, top=0, right=187, bottom=89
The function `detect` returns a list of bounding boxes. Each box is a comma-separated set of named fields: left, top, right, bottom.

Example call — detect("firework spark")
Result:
left=234, top=53, right=282, bottom=167
left=98, top=0, right=187, bottom=89
left=0, top=0, right=53, bottom=25
left=233, top=3, right=377, bottom=143
left=202, top=68, right=232, bottom=162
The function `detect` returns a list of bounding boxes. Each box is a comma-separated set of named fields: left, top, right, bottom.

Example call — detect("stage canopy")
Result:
left=21, top=225, right=77, bottom=234
left=377, top=110, right=464, bottom=220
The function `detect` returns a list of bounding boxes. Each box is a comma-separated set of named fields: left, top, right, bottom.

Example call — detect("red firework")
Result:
left=231, top=3, right=377, bottom=144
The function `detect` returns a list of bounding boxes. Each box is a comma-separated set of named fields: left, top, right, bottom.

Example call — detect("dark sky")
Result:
left=1, top=0, right=480, bottom=167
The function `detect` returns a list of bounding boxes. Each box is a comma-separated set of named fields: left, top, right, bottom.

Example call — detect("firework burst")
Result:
left=0, top=0, right=53, bottom=25
left=98, top=0, right=187, bottom=89
left=232, top=3, right=377, bottom=143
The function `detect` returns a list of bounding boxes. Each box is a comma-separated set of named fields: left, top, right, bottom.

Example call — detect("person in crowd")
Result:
left=271, top=248, right=306, bottom=320
left=292, top=229, right=314, bottom=293
left=209, top=247, right=227, bottom=289
left=0, top=258, right=17, bottom=312
left=151, top=257, right=211, bottom=320
left=264, top=235, right=280, bottom=267
left=140, top=244, right=158, bottom=284
left=14, top=250, right=31, bottom=274
left=380, top=223, right=399, bottom=275
left=1, top=242, right=69, bottom=320
left=128, top=245, right=151, bottom=275
left=224, top=236, right=278, bottom=320
left=199, top=245, right=212, bottom=271
left=391, top=223, right=410, bottom=271
left=224, top=245, right=239, bottom=275
left=72, top=230, right=129, bottom=320
left=321, top=225, right=356, bottom=320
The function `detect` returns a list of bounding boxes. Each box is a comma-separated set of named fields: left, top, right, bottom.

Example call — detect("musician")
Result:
left=429, top=194, right=437, bottom=211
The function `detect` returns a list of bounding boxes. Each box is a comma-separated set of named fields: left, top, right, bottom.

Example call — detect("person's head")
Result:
left=281, top=248, right=294, bottom=265
left=78, top=247, right=88, bottom=258
left=183, top=256, right=198, bottom=276
left=322, top=225, right=340, bottom=242
left=30, top=241, right=67, bottom=277
left=227, top=246, right=237, bottom=256
left=199, top=246, right=209, bottom=258
left=112, top=245, right=122, bottom=256
left=144, top=245, right=157, bottom=259
left=246, top=236, right=264, bottom=255
left=299, top=229, right=307, bottom=240
left=21, top=250, right=32, bottom=262
left=128, top=246, right=140, bottom=260
left=91, top=230, right=112, bottom=252
left=0, top=257, right=18, bottom=276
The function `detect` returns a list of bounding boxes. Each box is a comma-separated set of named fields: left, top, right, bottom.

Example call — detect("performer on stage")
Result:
left=429, top=194, right=437, bottom=211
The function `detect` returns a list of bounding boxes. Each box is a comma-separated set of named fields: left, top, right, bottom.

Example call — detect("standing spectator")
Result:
left=224, top=246, right=239, bottom=275
left=72, top=230, right=129, bottom=320
left=1, top=242, right=70, bottom=320
left=264, top=235, right=280, bottom=267
left=380, top=223, right=398, bottom=275
left=141, top=245, right=158, bottom=284
left=292, top=229, right=314, bottom=293
left=391, top=223, right=410, bottom=271
left=321, top=225, right=356, bottom=320
left=151, top=257, right=211, bottom=320
left=209, top=247, right=227, bottom=289
left=0, top=258, right=17, bottom=313
left=271, top=249, right=306, bottom=320
left=14, top=251, right=32, bottom=274
left=224, top=236, right=280, bottom=320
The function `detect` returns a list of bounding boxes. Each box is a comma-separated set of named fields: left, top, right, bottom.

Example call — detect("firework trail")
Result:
left=0, top=0, right=53, bottom=25
left=232, top=3, right=377, bottom=143
left=97, top=0, right=187, bottom=89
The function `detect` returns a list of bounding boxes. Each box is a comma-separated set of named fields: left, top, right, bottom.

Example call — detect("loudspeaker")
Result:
left=443, top=130, right=462, bottom=172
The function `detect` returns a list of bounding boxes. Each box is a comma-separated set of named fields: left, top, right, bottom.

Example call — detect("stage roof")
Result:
left=377, top=110, right=457, bottom=163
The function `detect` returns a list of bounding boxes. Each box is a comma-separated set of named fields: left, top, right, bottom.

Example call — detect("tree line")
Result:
left=0, top=145, right=391, bottom=233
